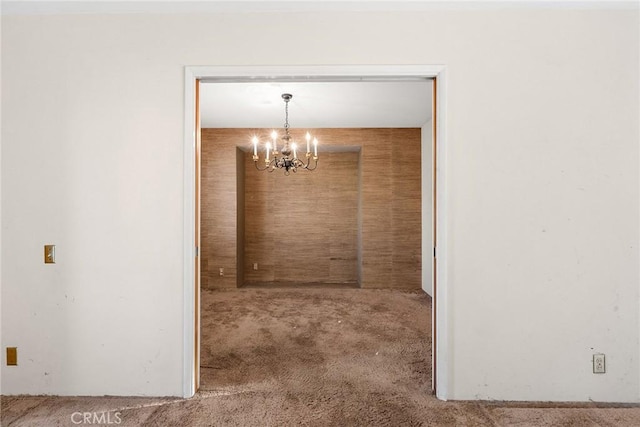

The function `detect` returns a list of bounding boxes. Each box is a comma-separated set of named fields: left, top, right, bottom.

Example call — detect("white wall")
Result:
left=422, top=120, right=433, bottom=296
left=1, top=5, right=638, bottom=401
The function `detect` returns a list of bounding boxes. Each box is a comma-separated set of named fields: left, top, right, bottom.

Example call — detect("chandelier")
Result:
left=251, top=93, right=319, bottom=175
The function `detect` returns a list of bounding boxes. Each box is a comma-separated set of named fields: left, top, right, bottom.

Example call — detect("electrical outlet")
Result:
left=219, top=268, right=224, bottom=276
left=253, top=263, right=258, bottom=271
left=6, top=347, right=17, bottom=366
left=593, top=353, right=605, bottom=373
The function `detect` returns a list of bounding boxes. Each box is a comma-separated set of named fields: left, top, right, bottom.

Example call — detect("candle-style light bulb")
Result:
left=306, top=132, right=311, bottom=154
left=266, top=142, right=271, bottom=161
left=271, top=131, right=278, bottom=152
left=252, top=136, right=258, bottom=157
left=292, top=143, right=297, bottom=160
left=313, top=138, right=318, bottom=157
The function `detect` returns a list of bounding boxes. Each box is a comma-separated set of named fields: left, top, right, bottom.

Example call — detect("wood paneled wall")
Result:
left=201, top=130, right=238, bottom=288
left=201, top=128, right=421, bottom=289
left=244, top=150, right=360, bottom=285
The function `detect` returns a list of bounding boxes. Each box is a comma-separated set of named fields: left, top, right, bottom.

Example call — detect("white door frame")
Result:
left=183, top=65, right=450, bottom=399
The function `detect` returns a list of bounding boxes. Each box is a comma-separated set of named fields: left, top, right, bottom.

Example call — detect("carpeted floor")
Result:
left=2, top=288, right=640, bottom=426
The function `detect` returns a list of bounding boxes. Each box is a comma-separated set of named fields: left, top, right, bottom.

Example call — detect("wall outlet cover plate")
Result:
left=6, top=347, right=17, bottom=366
left=593, top=353, right=606, bottom=374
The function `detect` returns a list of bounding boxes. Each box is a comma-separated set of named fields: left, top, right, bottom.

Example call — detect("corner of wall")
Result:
left=421, top=120, right=433, bottom=296
left=357, top=147, right=363, bottom=287
left=236, top=147, right=245, bottom=288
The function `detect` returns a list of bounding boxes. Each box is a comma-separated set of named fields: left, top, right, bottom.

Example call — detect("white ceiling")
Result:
left=200, top=81, right=433, bottom=128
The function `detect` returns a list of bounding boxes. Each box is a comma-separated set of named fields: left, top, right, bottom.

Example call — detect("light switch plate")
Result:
left=44, top=245, right=55, bottom=264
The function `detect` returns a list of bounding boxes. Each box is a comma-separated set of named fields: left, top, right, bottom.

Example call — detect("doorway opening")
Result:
left=183, top=66, right=448, bottom=399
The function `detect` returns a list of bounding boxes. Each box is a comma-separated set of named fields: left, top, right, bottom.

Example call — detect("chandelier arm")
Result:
left=303, top=158, right=319, bottom=171
left=254, top=158, right=277, bottom=171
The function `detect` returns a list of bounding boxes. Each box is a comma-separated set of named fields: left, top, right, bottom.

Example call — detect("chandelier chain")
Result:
left=284, top=98, right=290, bottom=131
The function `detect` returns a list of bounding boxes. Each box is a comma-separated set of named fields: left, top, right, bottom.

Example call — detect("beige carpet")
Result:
left=2, top=288, right=640, bottom=426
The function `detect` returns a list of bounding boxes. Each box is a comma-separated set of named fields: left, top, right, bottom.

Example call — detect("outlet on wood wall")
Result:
left=201, top=128, right=421, bottom=289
